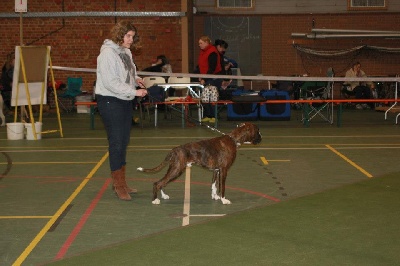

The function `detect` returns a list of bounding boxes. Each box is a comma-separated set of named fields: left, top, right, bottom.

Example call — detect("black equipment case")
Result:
left=259, top=90, right=291, bottom=121
left=227, top=89, right=262, bottom=121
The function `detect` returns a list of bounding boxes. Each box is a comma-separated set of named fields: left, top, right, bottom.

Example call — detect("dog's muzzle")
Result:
left=252, top=131, right=262, bottom=144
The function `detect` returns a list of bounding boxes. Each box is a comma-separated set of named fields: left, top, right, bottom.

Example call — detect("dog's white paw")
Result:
left=211, top=193, right=220, bottom=200
left=137, top=167, right=143, bottom=171
left=221, top=197, right=231, bottom=205
left=152, top=198, right=161, bottom=205
left=161, top=190, right=170, bottom=200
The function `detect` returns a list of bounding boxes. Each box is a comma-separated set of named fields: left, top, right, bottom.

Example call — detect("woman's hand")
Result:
left=136, top=88, right=147, bottom=97
left=136, top=77, right=145, bottom=88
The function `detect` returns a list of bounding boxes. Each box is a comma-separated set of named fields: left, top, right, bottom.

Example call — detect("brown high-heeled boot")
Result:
left=111, top=168, right=131, bottom=201
left=121, top=165, right=138, bottom=194
left=111, top=165, right=138, bottom=194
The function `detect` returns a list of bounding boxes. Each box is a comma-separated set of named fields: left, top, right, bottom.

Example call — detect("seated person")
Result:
left=142, top=55, right=174, bottom=96
left=344, top=61, right=375, bottom=110
left=142, top=55, right=172, bottom=74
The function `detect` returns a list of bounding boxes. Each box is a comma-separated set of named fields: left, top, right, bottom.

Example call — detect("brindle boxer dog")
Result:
left=137, top=122, right=262, bottom=205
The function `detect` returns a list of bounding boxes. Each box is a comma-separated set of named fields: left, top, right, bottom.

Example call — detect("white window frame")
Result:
left=216, top=0, right=255, bottom=9
left=348, top=0, right=387, bottom=10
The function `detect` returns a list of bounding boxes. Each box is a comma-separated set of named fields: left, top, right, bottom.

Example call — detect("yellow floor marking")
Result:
left=261, top=157, right=269, bottom=165
left=182, top=166, right=191, bottom=227
left=326, top=145, right=373, bottom=178
left=12, top=152, right=109, bottom=266
left=0, top=162, right=97, bottom=165
left=261, top=157, right=290, bottom=165
left=0, top=216, right=52, bottom=219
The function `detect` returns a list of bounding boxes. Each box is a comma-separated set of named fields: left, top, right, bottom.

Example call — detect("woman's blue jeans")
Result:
left=96, top=95, right=133, bottom=171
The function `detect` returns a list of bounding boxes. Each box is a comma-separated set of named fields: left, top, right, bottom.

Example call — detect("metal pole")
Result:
left=19, top=12, right=26, bottom=123
left=19, top=12, right=23, bottom=45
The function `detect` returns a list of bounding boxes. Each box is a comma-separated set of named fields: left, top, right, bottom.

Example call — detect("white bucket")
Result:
left=25, top=122, right=43, bottom=140
left=6, top=122, right=25, bottom=140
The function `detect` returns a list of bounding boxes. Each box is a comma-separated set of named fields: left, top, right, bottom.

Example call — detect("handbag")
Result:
left=201, top=85, right=219, bottom=103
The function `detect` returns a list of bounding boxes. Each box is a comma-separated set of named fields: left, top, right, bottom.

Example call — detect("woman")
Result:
left=95, top=20, right=147, bottom=201
left=196, top=36, right=222, bottom=123
left=345, top=61, right=374, bottom=110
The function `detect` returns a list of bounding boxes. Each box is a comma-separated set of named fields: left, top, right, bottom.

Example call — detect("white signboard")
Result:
left=15, top=0, right=27, bottom=13
left=12, top=46, right=50, bottom=106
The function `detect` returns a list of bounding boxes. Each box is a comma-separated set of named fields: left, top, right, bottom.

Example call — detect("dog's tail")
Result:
left=137, top=153, right=171, bottom=173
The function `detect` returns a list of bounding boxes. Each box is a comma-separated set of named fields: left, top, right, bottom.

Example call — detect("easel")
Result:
left=12, top=46, right=63, bottom=139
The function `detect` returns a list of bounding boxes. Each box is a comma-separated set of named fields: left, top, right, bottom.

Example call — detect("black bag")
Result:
left=144, top=85, right=166, bottom=103
left=218, top=89, right=234, bottom=100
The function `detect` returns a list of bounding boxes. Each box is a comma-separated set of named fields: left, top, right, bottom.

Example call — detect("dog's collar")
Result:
left=227, top=134, right=241, bottom=147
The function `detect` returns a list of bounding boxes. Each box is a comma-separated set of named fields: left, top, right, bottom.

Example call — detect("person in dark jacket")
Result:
left=213, top=39, right=234, bottom=89
left=1, top=54, right=15, bottom=110
left=142, top=55, right=172, bottom=74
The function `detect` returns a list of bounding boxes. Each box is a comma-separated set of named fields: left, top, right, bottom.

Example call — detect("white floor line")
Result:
left=189, top=214, right=226, bottom=217
left=182, top=166, right=191, bottom=226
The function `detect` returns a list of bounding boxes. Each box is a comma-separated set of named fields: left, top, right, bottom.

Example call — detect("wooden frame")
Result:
left=12, top=46, right=63, bottom=139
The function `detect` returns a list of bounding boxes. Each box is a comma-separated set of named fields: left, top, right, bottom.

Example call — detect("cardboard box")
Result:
left=77, top=105, right=90, bottom=114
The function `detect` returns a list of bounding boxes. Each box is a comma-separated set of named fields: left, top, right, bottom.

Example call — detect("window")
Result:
left=348, top=0, right=387, bottom=10
left=217, top=0, right=254, bottom=9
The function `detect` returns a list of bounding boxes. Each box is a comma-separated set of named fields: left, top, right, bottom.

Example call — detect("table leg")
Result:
left=214, top=103, right=218, bottom=128
left=155, top=104, right=158, bottom=127
left=182, top=104, right=185, bottom=128
left=198, top=103, right=201, bottom=124
left=337, top=103, right=342, bottom=127
left=302, top=103, right=310, bottom=127
left=90, top=105, right=95, bottom=130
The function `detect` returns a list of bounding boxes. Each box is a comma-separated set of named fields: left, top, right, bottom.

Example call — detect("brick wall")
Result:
left=0, top=0, right=183, bottom=93
left=193, top=13, right=399, bottom=91
left=1, top=1, right=399, bottom=93
left=261, top=13, right=400, bottom=77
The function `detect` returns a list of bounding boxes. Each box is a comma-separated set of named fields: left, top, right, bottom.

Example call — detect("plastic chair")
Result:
left=166, top=76, right=191, bottom=100
left=58, top=77, right=83, bottom=112
left=143, top=76, right=166, bottom=89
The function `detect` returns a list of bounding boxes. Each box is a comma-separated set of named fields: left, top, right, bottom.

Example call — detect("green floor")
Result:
left=0, top=106, right=399, bottom=265
left=45, top=173, right=400, bottom=266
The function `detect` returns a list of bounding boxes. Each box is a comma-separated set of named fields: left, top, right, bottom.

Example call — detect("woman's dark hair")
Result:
left=157, top=55, right=169, bottom=65
left=214, top=39, right=228, bottom=49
